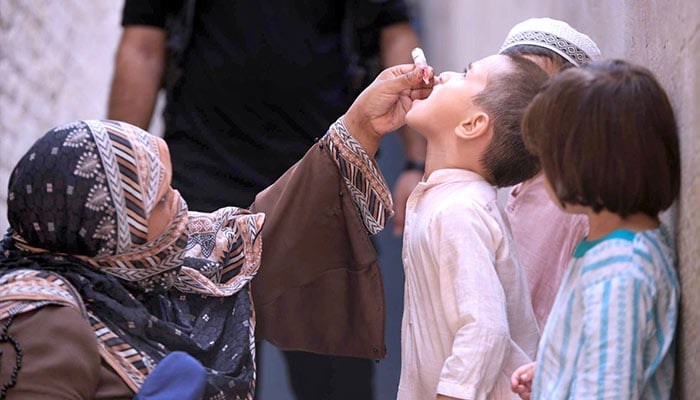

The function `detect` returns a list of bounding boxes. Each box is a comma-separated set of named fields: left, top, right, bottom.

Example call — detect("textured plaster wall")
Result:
left=418, top=0, right=699, bottom=396
left=615, top=3, right=700, bottom=397
left=0, top=0, right=123, bottom=233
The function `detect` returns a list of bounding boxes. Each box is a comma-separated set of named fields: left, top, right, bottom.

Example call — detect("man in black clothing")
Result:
left=109, top=0, right=423, bottom=210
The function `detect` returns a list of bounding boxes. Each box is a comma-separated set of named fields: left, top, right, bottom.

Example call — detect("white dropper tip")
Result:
left=411, top=47, right=426, bottom=65
left=411, top=47, right=429, bottom=84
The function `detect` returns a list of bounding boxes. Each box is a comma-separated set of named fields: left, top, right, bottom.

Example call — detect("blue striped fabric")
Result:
left=532, top=227, right=679, bottom=399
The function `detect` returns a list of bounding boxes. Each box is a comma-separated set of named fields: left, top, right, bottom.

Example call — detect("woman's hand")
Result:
left=343, top=64, right=434, bottom=156
left=511, top=362, right=536, bottom=400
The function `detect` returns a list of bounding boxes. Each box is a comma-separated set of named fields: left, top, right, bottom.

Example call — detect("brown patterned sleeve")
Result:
left=320, top=117, right=394, bottom=235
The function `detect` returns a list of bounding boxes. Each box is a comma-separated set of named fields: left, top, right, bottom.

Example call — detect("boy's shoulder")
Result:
left=425, top=170, right=495, bottom=206
left=416, top=169, right=506, bottom=232
left=427, top=192, right=507, bottom=243
left=429, top=184, right=495, bottom=219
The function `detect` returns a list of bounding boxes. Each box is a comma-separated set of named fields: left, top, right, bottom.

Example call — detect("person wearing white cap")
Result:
left=500, top=17, right=602, bottom=71
left=497, top=17, right=602, bottom=332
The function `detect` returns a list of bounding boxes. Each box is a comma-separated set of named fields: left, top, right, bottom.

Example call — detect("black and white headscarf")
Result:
left=0, top=120, right=263, bottom=399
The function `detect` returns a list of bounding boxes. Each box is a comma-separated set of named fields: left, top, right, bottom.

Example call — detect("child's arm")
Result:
left=431, top=204, right=512, bottom=398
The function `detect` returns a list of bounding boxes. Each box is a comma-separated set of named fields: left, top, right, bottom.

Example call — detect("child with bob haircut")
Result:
left=511, top=59, right=681, bottom=399
left=398, top=53, right=548, bottom=399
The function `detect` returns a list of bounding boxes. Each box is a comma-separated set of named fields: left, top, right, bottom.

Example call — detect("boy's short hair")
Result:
left=500, top=44, right=575, bottom=71
left=475, top=54, right=550, bottom=187
left=522, top=59, right=680, bottom=217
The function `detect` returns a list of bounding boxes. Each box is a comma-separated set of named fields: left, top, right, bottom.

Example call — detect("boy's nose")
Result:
left=437, top=71, right=459, bottom=83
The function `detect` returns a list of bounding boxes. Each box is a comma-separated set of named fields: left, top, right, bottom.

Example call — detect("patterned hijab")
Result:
left=0, top=120, right=264, bottom=399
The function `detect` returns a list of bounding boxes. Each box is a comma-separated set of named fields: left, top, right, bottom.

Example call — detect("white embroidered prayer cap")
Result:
left=499, top=17, right=601, bottom=66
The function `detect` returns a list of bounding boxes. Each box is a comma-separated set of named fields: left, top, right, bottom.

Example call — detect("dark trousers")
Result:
left=283, top=351, right=375, bottom=400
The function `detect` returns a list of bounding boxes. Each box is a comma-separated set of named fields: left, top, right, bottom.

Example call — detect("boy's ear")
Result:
left=455, top=112, right=490, bottom=140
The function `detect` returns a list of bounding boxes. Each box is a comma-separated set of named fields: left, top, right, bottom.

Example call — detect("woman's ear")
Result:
left=455, top=112, right=489, bottom=140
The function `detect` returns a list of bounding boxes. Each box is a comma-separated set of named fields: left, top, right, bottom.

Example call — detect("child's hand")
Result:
left=510, top=362, right=536, bottom=400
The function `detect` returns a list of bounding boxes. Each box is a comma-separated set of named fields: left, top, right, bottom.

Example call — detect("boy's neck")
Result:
left=424, top=139, right=486, bottom=180
left=586, top=210, right=659, bottom=241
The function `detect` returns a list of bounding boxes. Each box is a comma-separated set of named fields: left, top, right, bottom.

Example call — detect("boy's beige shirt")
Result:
left=398, top=169, right=539, bottom=400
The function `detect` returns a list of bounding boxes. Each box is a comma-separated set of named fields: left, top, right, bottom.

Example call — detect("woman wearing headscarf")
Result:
left=0, top=64, right=433, bottom=399
left=0, top=119, right=262, bottom=399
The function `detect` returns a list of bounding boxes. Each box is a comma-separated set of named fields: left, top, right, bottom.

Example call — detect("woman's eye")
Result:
left=159, top=193, right=168, bottom=204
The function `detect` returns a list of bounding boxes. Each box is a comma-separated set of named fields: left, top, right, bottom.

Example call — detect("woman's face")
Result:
left=146, top=137, right=182, bottom=241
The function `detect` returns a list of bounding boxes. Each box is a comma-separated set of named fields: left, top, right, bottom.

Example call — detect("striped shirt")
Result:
left=532, top=227, right=679, bottom=399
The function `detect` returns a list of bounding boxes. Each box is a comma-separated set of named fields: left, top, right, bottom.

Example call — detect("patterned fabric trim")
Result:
left=177, top=207, right=265, bottom=297
left=323, top=117, right=394, bottom=235
left=0, top=269, right=85, bottom=319
left=86, top=120, right=132, bottom=253
left=246, top=288, right=257, bottom=400
left=131, top=124, right=163, bottom=214
left=90, top=312, right=154, bottom=392
left=500, top=30, right=592, bottom=66
left=86, top=198, right=189, bottom=284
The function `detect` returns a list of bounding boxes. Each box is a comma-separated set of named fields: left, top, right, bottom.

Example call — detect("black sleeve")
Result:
left=350, top=0, right=411, bottom=57
left=356, top=0, right=410, bottom=29
left=121, top=0, right=183, bottom=28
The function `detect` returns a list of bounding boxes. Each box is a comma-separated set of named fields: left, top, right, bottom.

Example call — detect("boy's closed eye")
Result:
left=463, top=62, right=474, bottom=77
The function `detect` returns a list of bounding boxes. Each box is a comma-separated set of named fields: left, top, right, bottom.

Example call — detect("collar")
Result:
left=423, top=168, right=488, bottom=186
left=573, top=229, right=637, bottom=258
left=510, top=173, right=545, bottom=199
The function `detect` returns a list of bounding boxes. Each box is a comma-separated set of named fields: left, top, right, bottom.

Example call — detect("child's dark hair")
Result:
left=522, top=59, right=680, bottom=217
left=474, top=54, right=550, bottom=187
left=500, top=45, right=575, bottom=71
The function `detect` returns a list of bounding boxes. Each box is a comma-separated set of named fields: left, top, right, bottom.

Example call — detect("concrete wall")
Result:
left=1, top=0, right=698, bottom=397
left=417, top=0, right=699, bottom=396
